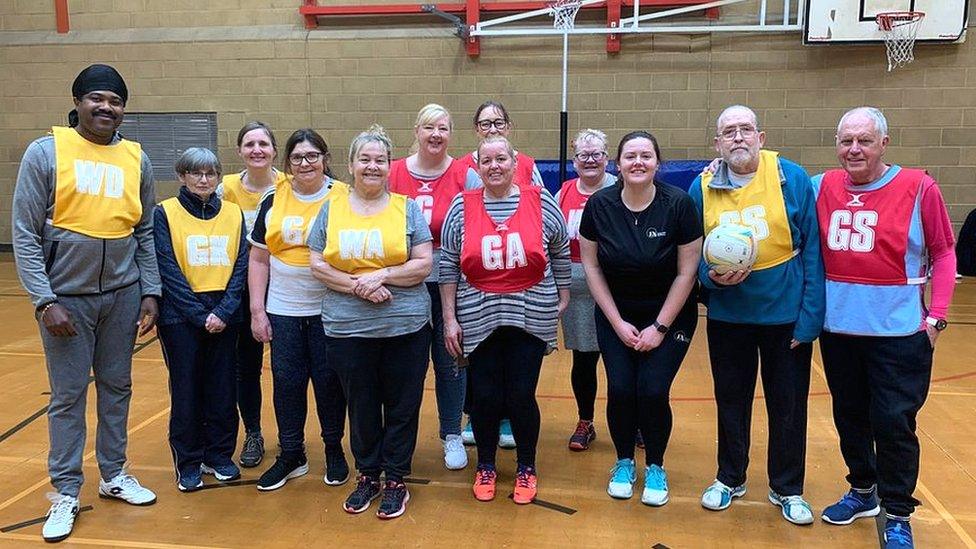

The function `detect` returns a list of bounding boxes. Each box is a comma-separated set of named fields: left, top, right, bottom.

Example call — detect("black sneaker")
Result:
left=376, top=480, right=410, bottom=519
left=239, top=432, right=265, bottom=468
left=256, top=454, right=308, bottom=491
left=343, top=475, right=381, bottom=514
left=324, top=450, right=350, bottom=486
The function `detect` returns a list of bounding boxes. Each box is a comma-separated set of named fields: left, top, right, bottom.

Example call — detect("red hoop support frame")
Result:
left=300, top=0, right=720, bottom=56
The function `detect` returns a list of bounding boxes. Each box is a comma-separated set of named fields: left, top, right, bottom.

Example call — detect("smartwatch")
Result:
left=652, top=321, right=669, bottom=334
left=925, top=316, right=948, bottom=331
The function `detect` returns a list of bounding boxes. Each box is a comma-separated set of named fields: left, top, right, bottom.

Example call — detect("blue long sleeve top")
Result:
left=688, top=155, right=825, bottom=343
left=153, top=186, right=249, bottom=328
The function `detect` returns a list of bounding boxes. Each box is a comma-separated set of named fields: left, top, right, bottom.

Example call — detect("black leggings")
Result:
left=595, top=305, right=697, bottom=466
left=468, top=327, right=547, bottom=468
left=571, top=350, right=600, bottom=421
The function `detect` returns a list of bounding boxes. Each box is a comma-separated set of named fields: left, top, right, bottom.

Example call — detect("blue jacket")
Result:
left=153, top=186, right=249, bottom=328
left=688, top=155, right=825, bottom=343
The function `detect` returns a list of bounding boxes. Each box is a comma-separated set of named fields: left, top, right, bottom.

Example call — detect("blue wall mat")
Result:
left=536, top=160, right=709, bottom=195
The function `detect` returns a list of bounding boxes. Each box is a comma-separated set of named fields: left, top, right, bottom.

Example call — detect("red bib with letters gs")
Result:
left=460, top=186, right=547, bottom=293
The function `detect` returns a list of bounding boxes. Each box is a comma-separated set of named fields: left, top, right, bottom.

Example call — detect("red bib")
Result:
left=460, top=152, right=537, bottom=188
left=389, top=158, right=468, bottom=248
left=460, top=186, right=547, bottom=293
left=817, top=168, right=926, bottom=285
left=558, top=178, right=594, bottom=263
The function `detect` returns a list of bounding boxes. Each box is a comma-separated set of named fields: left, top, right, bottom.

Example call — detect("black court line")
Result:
left=197, top=479, right=260, bottom=491
left=506, top=493, right=577, bottom=515
left=652, top=544, right=671, bottom=549
left=404, top=477, right=431, bottom=485
left=875, top=508, right=887, bottom=548
left=133, top=335, right=158, bottom=354
left=0, top=505, right=93, bottom=533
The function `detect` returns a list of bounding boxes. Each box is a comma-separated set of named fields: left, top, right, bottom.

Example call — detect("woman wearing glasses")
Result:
left=248, top=129, right=349, bottom=492
left=460, top=100, right=543, bottom=188
left=554, top=129, right=616, bottom=452
left=154, top=148, right=249, bottom=491
left=218, top=121, right=288, bottom=469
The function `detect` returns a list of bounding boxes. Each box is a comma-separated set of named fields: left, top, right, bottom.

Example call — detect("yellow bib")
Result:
left=160, top=197, right=242, bottom=292
left=221, top=170, right=289, bottom=233
left=52, top=126, right=143, bottom=239
left=323, top=191, right=409, bottom=275
left=700, top=150, right=795, bottom=270
left=266, top=180, right=345, bottom=267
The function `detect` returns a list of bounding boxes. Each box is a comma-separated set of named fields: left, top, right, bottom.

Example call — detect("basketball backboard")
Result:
left=804, top=0, right=968, bottom=44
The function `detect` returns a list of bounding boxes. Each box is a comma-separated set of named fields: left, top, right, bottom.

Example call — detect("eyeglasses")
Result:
left=185, top=171, right=219, bottom=181
left=719, top=125, right=757, bottom=140
left=288, top=152, right=323, bottom=166
left=574, top=151, right=607, bottom=162
left=476, top=119, right=509, bottom=131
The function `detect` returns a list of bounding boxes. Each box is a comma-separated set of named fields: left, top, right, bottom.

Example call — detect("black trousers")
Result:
left=468, top=327, right=547, bottom=468
left=159, top=321, right=240, bottom=476
left=235, top=286, right=265, bottom=434
left=325, top=325, right=431, bottom=481
left=706, top=319, right=811, bottom=496
left=820, top=330, right=933, bottom=517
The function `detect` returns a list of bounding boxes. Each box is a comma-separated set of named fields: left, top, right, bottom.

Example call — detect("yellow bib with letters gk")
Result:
left=160, top=197, right=242, bottom=292
left=700, top=149, right=795, bottom=271
left=323, top=191, right=409, bottom=275
left=52, top=126, right=143, bottom=239
left=266, top=181, right=345, bottom=267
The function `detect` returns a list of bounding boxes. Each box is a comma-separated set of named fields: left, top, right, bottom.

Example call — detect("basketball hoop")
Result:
left=549, top=0, right=583, bottom=31
left=876, top=11, right=925, bottom=71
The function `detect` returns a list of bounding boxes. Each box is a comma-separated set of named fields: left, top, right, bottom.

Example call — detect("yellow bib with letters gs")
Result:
left=700, top=149, right=795, bottom=271
left=266, top=180, right=345, bottom=267
left=323, top=191, right=409, bottom=275
left=221, top=170, right=289, bottom=233
left=160, top=197, right=242, bottom=292
left=52, top=126, right=143, bottom=238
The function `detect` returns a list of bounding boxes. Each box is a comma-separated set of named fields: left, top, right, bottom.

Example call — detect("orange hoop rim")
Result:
left=876, top=11, right=925, bottom=31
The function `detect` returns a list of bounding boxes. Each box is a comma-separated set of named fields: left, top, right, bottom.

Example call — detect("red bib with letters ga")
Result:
left=460, top=186, right=547, bottom=293
left=389, top=158, right=468, bottom=248
left=816, top=168, right=925, bottom=285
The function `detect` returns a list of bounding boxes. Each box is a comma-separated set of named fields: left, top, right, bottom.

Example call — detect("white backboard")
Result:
left=804, top=0, right=968, bottom=44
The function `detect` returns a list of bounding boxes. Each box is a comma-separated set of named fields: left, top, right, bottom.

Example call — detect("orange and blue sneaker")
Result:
left=473, top=464, right=497, bottom=501
left=513, top=464, right=537, bottom=504
left=568, top=420, right=596, bottom=451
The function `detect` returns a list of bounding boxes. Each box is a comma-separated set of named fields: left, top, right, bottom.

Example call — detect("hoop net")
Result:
left=549, top=0, right=583, bottom=31
left=876, top=11, right=925, bottom=71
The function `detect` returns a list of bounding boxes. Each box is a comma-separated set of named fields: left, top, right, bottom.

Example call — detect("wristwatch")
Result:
left=652, top=321, right=669, bottom=334
left=926, top=316, right=948, bottom=331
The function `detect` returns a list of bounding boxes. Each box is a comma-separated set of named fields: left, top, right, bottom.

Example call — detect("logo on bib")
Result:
left=846, top=193, right=866, bottom=207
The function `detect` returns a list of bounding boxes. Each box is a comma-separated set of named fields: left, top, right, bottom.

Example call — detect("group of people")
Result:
left=12, top=64, right=954, bottom=549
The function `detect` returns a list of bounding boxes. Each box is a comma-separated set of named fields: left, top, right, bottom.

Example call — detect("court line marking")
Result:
left=0, top=531, right=230, bottom=549
left=810, top=359, right=976, bottom=548
left=0, top=505, right=93, bottom=533
left=0, top=351, right=163, bottom=363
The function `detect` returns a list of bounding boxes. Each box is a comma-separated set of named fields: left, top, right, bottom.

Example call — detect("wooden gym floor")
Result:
left=0, top=253, right=973, bottom=548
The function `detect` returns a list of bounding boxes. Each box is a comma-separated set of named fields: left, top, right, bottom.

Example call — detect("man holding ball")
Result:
left=688, top=105, right=824, bottom=525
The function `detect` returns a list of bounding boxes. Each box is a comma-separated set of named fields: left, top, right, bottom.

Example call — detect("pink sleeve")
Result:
left=920, top=177, right=956, bottom=319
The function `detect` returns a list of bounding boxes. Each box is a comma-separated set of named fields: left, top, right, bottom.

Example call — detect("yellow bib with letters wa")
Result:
left=52, top=126, right=143, bottom=238
left=323, top=191, right=409, bottom=275
left=266, top=181, right=345, bottom=267
left=221, top=170, right=289, bottom=233
left=160, top=197, right=242, bottom=292
left=700, top=149, right=795, bottom=270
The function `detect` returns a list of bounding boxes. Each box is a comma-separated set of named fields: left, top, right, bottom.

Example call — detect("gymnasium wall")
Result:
left=1, top=2, right=975, bottom=243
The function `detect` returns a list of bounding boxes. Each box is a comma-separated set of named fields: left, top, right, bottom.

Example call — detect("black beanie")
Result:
left=71, top=64, right=128, bottom=104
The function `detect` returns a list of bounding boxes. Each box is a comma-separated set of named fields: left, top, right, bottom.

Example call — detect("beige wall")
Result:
left=1, top=3, right=974, bottom=242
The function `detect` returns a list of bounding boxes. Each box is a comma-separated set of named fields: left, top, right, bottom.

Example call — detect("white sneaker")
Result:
left=498, top=419, right=516, bottom=449
left=607, top=459, right=637, bottom=499
left=98, top=473, right=157, bottom=506
left=42, top=493, right=79, bottom=542
left=443, top=435, right=468, bottom=470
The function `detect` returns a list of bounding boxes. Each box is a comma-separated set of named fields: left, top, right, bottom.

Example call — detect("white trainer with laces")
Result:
left=42, top=493, right=79, bottom=543
left=98, top=473, right=157, bottom=506
left=443, top=434, right=468, bottom=470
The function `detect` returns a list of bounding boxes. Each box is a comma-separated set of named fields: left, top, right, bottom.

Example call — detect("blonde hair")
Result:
left=410, top=103, right=452, bottom=155
left=476, top=135, right=516, bottom=164
left=348, top=124, right=393, bottom=166
left=573, top=128, right=608, bottom=152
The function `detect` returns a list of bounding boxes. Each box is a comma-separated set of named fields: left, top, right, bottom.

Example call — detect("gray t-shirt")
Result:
left=307, top=194, right=433, bottom=338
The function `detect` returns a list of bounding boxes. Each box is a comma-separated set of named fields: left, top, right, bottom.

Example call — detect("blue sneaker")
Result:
left=177, top=468, right=204, bottom=492
left=768, top=490, right=814, bottom=525
left=607, top=458, right=637, bottom=499
left=201, top=462, right=241, bottom=482
left=884, top=519, right=913, bottom=549
left=461, top=418, right=476, bottom=445
left=821, top=488, right=880, bottom=525
left=498, top=419, right=516, bottom=449
left=641, top=464, right=669, bottom=506
left=701, top=480, right=746, bottom=511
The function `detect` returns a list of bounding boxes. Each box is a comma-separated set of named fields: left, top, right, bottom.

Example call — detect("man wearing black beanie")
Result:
left=12, top=63, right=160, bottom=542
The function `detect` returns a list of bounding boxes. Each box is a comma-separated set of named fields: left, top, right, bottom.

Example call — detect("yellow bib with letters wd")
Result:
left=52, top=126, right=143, bottom=239
left=323, top=191, right=409, bottom=275
left=700, top=149, right=795, bottom=270
left=160, top=197, right=242, bottom=292
left=266, top=180, right=345, bottom=267
left=221, top=170, right=289, bottom=233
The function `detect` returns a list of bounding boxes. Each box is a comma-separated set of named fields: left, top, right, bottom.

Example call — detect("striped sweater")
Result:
left=439, top=189, right=572, bottom=356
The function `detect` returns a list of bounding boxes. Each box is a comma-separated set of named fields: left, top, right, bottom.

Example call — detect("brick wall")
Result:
left=1, top=3, right=974, bottom=242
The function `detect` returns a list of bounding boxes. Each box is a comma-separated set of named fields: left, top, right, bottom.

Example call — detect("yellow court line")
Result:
left=810, top=359, right=976, bottom=548
left=0, top=407, right=170, bottom=513
left=0, top=531, right=230, bottom=549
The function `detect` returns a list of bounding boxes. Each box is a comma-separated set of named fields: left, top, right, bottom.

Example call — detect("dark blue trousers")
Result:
left=159, top=321, right=240, bottom=477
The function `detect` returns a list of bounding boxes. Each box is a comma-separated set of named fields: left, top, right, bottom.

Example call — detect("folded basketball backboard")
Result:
left=804, top=0, right=968, bottom=44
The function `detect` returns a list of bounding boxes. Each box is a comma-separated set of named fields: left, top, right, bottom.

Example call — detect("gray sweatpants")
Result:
left=38, top=283, right=141, bottom=498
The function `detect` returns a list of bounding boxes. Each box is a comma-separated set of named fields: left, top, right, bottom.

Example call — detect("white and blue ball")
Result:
left=703, top=223, right=758, bottom=275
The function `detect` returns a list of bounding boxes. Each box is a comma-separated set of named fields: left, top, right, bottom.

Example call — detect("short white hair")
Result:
left=837, top=106, right=888, bottom=137
left=716, top=105, right=760, bottom=132
left=572, top=128, right=608, bottom=152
